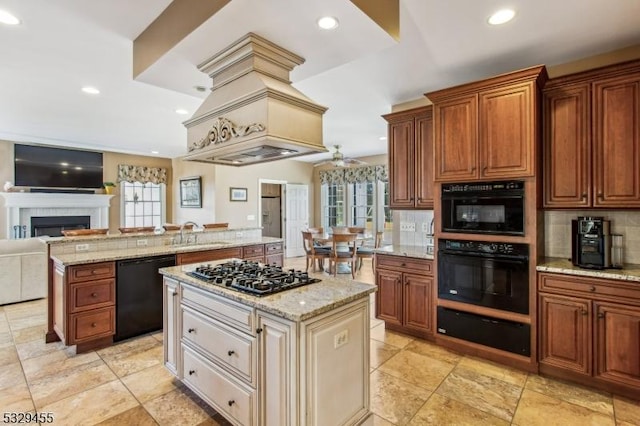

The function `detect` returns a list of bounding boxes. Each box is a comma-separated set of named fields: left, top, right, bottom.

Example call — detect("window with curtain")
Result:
left=117, top=164, right=167, bottom=228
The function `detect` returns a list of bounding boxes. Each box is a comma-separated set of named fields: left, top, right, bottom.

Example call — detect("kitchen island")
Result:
left=160, top=260, right=376, bottom=426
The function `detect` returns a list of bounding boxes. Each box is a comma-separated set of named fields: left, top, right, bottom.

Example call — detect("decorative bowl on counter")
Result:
left=118, top=226, right=155, bottom=234
left=61, top=228, right=108, bottom=237
left=203, top=223, right=229, bottom=229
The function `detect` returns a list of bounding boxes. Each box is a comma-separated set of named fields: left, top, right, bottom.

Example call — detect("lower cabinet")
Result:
left=163, top=280, right=371, bottom=426
left=538, top=272, right=640, bottom=399
left=375, top=255, right=433, bottom=339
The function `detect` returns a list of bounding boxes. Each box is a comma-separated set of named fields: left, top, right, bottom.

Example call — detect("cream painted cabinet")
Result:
left=163, top=277, right=181, bottom=377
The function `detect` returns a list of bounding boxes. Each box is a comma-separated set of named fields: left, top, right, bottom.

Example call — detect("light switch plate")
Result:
left=421, top=222, right=429, bottom=232
left=75, top=244, right=89, bottom=252
left=136, top=239, right=148, bottom=247
left=400, top=222, right=416, bottom=232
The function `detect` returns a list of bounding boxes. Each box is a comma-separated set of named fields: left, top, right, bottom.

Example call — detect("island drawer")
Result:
left=376, top=255, right=433, bottom=275
left=69, top=306, right=115, bottom=343
left=265, top=242, right=283, bottom=254
left=69, top=278, right=115, bottom=313
left=182, top=284, right=255, bottom=333
left=183, top=345, right=256, bottom=426
left=538, top=272, right=640, bottom=303
left=183, top=306, right=255, bottom=384
left=242, top=244, right=265, bottom=258
left=68, top=262, right=115, bottom=284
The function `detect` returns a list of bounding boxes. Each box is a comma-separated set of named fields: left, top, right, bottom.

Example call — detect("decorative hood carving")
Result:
left=183, top=33, right=328, bottom=166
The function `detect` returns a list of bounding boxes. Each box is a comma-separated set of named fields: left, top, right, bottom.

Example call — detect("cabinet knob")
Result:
left=91, top=270, right=98, bottom=275
left=581, top=310, right=588, bottom=316
left=483, top=166, right=488, bottom=173
left=172, top=291, right=177, bottom=297
left=91, top=292, right=98, bottom=298
left=256, top=328, right=263, bottom=334
left=581, top=193, right=587, bottom=199
left=471, top=166, right=476, bottom=171
left=597, top=312, right=605, bottom=319
left=227, top=350, right=235, bottom=356
left=91, top=322, right=97, bottom=327
left=188, top=328, right=195, bottom=333
left=589, top=286, right=596, bottom=292
left=188, top=369, right=195, bottom=375
left=401, top=263, right=406, bottom=267
left=597, top=192, right=603, bottom=198
left=228, top=400, right=235, bottom=407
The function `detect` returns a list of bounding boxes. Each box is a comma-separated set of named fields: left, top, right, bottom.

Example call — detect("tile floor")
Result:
left=1, top=257, right=639, bottom=425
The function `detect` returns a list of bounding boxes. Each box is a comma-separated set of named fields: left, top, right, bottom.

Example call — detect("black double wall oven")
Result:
left=437, top=180, right=531, bottom=356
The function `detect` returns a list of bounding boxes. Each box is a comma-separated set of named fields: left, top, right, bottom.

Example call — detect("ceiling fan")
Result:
left=313, top=145, right=367, bottom=167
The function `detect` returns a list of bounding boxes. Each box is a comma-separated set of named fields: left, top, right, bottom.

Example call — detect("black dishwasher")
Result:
left=115, top=254, right=176, bottom=342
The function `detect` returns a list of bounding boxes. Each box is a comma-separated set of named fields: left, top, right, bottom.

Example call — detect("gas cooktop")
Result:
left=186, top=259, right=321, bottom=296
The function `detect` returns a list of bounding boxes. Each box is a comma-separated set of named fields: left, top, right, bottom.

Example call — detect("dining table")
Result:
left=311, top=231, right=373, bottom=274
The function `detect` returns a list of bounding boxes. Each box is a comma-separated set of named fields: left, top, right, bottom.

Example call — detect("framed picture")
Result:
left=230, top=187, right=248, bottom=202
left=179, top=176, right=202, bottom=208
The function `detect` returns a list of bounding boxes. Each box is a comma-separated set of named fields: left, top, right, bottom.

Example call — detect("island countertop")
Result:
left=159, top=262, right=377, bottom=321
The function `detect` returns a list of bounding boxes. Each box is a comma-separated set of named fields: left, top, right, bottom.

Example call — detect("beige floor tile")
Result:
left=0, top=316, right=9, bottom=333
left=15, top=338, right=66, bottom=361
left=197, top=415, right=231, bottom=426
left=39, top=380, right=138, bottom=426
left=0, top=379, right=35, bottom=413
left=373, top=413, right=395, bottom=425
left=371, top=339, right=401, bottom=369
left=29, top=358, right=117, bottom=408
left=370, top=324, right=414, bottom=348
left=457, top=356, right=528, bottom=387
left=378, top=350, right=455, bottom=391
left=0, top=345, right=19, bottom=365
left=0, top=330, right=13, bottom=348
left=144, top=388, right=211, bottom=426
left=370, top=370, right=432, bottom=425
left=370, top=318, right=385, bottom=328
left=96, top=405, right=159, bottom=426
left=0, top=361, right=27, bottom=391
left=436, top=365, right=522, bottom=422
left=22, top=349, right=100, bottom=382
left=151, top=331, right=164, bottom=342
left=3, top=299, right=46, bottom=319
left=525, top=374, right=613, bottom=415
left=97, top=335, right=159, bottom=358
left=404, top=339, right=463, bottom=365
left=121, top=363, right=180, bottom=403
left=613, top=396, right=640, bottom=425
left=7, top=313, right=46, bottom=331
left=408, top=393, right=510, bottom=426
left=512, top=389, right=615, bottom=426
left=102, top=343, right=163, bottom=377
left=12, top=324, right=46, bottom=344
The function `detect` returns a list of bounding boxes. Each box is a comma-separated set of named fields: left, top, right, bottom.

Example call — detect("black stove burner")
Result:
left=187, top=259, right=321, bottom=296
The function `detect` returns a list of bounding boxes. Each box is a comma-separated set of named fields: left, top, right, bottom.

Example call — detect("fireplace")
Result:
left=31, top=216, right=91, bottom=237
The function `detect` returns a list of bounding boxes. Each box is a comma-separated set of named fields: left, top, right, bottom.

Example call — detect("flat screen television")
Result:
left=14, top=144, right=103, bottom=189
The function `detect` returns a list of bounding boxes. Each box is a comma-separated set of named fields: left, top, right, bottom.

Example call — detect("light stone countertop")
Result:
left=50, top=237, right=283, bottom=266
left=374, top=245, right=434, bottom=260
left=537, top=257, right=640, bottom=283
left=160, top=261, right=377, bottom=322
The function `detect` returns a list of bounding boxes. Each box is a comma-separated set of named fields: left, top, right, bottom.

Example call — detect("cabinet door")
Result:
left=163, top=278, right=180, bottom=377
left=539, top=294, right=591, bottom=375
left=415, top=113, right=434, bottom=208
left=594, top=302, right=640, bottom=388
left=403, top=274, right=433, bottom=336
left=388, top=119, right=415, bottom=208
left=375, top=269, right=403, bottom=327
left=434, top=94, right=478, bottom=181
left=480, top=83, right=535, bottom=178
left=543, top=84, right=591, bottom=208
left=257, top=313, right=294, bottom=426
left=593, top=73, right=640, bottom=207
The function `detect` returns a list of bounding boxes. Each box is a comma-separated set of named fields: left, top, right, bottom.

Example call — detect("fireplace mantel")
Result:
left=1, top=192, right=114, bottom=239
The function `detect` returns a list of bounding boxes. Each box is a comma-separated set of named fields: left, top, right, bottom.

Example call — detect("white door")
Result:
left=285, top=184, right=309, bottom=258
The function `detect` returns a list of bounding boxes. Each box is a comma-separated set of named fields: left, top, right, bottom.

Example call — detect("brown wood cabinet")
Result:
left=375, top=255, right=433, bottom=339
left=176, top=247, right=242, bottom=265
left=427, top=66, right=547, bottom=182
left=538, top=272, right=640, bottom=399
left=264, top=241, right=284, bottom=266
left=53, top=261, right=116, bottom=352
left=382, top=106, right=434, bottom=209
left=543, top=60, right=640, bottom=208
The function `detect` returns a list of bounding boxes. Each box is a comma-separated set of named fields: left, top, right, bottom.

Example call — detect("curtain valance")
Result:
left=117, top=164, right=167, bottom=184
left=319, top=164, right=388, bottom=185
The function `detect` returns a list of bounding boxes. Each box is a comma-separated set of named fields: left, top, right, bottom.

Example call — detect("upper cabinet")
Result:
left=543, top=60, right=640, bottom=208
left=383, top=106, right=434, bottom=209
left=426, top=66, right=547, bottom=182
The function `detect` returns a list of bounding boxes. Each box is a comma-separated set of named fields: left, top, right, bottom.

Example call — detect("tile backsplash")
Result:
left=545, top=210, right=640, bottom=265
left=392, top=210, right=434, bottom=248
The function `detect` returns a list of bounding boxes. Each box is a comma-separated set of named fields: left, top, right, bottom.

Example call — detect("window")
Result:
left=121, top=181, right=166, bottom=227
left=350, top=181, right=374, bottom=229
left=322, top=183, right=345, bottom=228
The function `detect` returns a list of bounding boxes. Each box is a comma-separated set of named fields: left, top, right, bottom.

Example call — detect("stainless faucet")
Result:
left=427, top=217, right=435, bottom=236
left=179, top=221, right=200, bottom=244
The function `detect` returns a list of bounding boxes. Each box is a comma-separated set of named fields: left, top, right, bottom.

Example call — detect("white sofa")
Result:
left=0, top=238, right=47, bottom=305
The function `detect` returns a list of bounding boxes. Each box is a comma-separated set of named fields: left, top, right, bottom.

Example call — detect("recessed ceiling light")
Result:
left=60, top=162, right=69, bottom=167
left=74, top=166, right=82, bottom=170
left=81, top=86, right=100, bottom=95
left=151, top=150, right=159, bottom=154
left=488, top=9, right=515, bottom=25
left=317, top=16, right=339, bottom=30
left=379, top=136, right=387, bottom=141
left=175, top=109, right=189, bottom=115
left=0, top=10, right=20, bottom=25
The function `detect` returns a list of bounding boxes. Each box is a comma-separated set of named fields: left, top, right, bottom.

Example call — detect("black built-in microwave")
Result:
left=441, top=181, right=525, bottom=236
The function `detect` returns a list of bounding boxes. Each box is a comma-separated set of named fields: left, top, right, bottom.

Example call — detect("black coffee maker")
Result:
left=571, top=216, right=611, bottom=269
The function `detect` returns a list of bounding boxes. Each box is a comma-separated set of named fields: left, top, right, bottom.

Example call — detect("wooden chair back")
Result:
left=347, top=226, right=366, bottom=234
left=329, top=233, right=359, bottom=278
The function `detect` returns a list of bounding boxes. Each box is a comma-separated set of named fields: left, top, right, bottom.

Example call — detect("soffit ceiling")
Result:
left=0, top=0, right=639, bottom=162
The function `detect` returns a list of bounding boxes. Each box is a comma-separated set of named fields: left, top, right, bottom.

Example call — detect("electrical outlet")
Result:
left=334, top=329, right=349, bottom=349
left=247, top=214, right=255, bottom=221
left=236, top=232, right=243, bottom=238
left=400, top=222, right=416, bottom=232
left=75, top=244, right=89, bottom=252
left=136, top=239, right=148, bottom=247
left=421, top=222, right=429, bottom=233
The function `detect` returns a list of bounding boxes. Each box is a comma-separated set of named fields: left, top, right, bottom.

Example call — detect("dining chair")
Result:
left=328, top=233, right=359, bottom=279
left=331, top=226, right=350, bottom=234
left=356, top=231, right=384, bottom=271
left=347, top=226, right=366, bottom=234
left=302, top=231, right=330, bottom=272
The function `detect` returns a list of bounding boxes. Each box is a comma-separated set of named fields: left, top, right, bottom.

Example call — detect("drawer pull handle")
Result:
left=597, top=313, right=605, bottom=319
left=172, top=291, right=177, bottom=297
left=92, top=270, right=98, bottom=275
left=227, top=350, right=235, bottom=356
left=256, top=327, right=263, bottom=334
left=188, top=369, right=195, bottom=375
left=188, top=328, right=195, bottom=333
left=228, top=400, right=235, bottom=407
left=590, top=286, right=596, bottom=292
left=401, top=263, right=406, bottom=267
left=91, top=322, right=97, bottom=327
left=91, top=292, right=98, bottom=297
left=581, top=310, right=588, bottom=316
